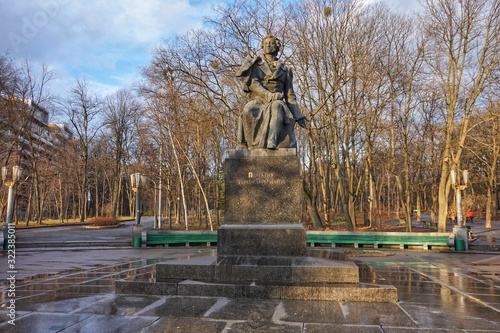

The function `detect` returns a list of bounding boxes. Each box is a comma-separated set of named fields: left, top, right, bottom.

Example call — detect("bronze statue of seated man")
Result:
left=236, top=35, right=306, bottom=149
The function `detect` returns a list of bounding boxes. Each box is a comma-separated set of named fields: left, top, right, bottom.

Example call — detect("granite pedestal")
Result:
left=116, top=149, right=398, bottom=302
left=218, top=148, right=306, bottom=257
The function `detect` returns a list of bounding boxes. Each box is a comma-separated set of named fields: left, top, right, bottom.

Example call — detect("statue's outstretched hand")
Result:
left=297, top=117, right=307, bottom=128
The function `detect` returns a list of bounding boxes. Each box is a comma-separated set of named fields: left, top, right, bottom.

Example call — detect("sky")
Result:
left=0, top=0, right=224, bottom=99
left=368, top=0, right=420, bottom=12
left=0, top=0, right=420, bottom=106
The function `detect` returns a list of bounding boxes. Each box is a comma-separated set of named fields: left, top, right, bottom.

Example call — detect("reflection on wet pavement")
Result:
left=0, top=249, right=499, bottom=332
left=367, top=258, right=499, bottom=323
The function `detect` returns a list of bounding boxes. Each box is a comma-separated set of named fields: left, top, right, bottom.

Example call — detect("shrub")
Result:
left=90, top=217, right=121, bottom=226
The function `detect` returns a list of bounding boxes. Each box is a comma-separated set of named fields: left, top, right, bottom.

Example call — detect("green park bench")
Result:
left=307, top=231, right=454, bottom=250
left=145, top=230, right=454, bottom=250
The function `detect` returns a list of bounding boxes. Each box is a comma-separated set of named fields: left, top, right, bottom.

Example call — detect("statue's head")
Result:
left=260, top=35, right=282, bottom=55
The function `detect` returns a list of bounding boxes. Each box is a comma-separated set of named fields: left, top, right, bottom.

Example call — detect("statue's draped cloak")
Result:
left=236, top=56, right=303, bottom=149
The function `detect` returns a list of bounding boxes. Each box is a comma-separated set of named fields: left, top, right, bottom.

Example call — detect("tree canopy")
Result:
left=1, top=0, right=499, bottom=230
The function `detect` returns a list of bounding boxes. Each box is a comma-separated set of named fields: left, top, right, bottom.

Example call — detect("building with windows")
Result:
left=0, top=97, right=74, bottom=222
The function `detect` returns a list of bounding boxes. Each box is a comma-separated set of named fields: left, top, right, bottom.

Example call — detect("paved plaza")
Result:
left=0, top=220, right=498, bottom=332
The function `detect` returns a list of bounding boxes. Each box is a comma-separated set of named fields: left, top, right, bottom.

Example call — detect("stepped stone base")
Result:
left=116, top=249, right=398, bottom=302
left=157, top=254, right=359, bottom=284
left=116, top=279, right=398, bottom=302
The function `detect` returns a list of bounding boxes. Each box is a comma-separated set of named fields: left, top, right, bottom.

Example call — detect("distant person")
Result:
left=466, top=211, right=474, bottom=224
left=236, top=35, right=306, bottom=149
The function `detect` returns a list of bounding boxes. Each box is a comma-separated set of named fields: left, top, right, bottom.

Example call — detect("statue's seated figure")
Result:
left=236, top=35, right=306, bottom=149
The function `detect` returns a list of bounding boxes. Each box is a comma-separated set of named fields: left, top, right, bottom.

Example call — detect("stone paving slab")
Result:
left=400, top=302, right=500, bottom=330
left=0, top=312, right=94, bottom=333
left=141, top=317, right=228, bottom=333
left=1, top=247, right=499, bottom=332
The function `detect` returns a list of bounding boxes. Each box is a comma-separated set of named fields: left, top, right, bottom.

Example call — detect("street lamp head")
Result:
left=2, top=166, right=22, bottom=184
left=450, top=169, right=457, bottom=186
left=131, top=173, right=147, bottom=191
left=131, top=173, right=141, bottom=191
left=462, top=170, right=468, bottom=186
left=13, top=166, right=22, bottom=182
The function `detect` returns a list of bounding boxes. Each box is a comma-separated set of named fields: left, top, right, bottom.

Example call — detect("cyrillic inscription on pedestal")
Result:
left=224, top=149, right=302, bottom=225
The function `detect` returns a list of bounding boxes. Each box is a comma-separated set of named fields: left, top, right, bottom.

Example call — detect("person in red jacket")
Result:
left=466, top=211, right=474, bottom=224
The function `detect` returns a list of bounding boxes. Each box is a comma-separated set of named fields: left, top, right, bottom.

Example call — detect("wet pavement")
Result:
left=0, top=220, right=498, bottom=332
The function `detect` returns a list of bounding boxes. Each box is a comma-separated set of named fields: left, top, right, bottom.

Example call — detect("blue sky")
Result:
left=0, top=0, right=224, bottom=97
left=0, top=0, right=419, bottom=102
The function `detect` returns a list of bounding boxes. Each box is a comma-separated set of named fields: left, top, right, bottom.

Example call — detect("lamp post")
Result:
left=130, top=173, right=147, bottom=247
left=144, top=178, right=159, bottom=229
left=152, top=179, right=158, bottom=229
left=451, top=169, right=469, bottom=250
left=130, top=173, right=147, bottom=225
left=2, top=166, right=22, bottom=250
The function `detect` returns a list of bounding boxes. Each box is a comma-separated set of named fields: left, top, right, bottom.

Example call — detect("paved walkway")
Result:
left=467, top=219, right=499, bottom=252
left=0, top=220, right=498, bottom=332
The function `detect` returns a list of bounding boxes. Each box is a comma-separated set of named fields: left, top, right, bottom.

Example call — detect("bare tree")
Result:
left=289, top=0, right=363, bottom=230
left=465, top=101, right=500, bottom=229
left=377, top=9, right=425, bottom=231
left=0, top=55, right=20, bottom=169
left=420, top=0, right=500, bottom=231
left=13, top=61, right=55, bottom=225
left=61, top=79, right=103, bottom=222
left=103, top=89, right=140, bottom=218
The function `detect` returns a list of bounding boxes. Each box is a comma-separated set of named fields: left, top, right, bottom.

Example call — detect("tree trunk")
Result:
left=303, top=179, right=323, bottom=230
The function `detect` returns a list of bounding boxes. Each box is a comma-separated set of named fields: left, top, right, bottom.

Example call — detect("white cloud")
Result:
left=362, top=0, right=420, bottom=12
left=1, top=0, right=421, bottom=98
left=2, top=0, right=214, bottom=54
left=0, top=0, right=222, bottom=95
